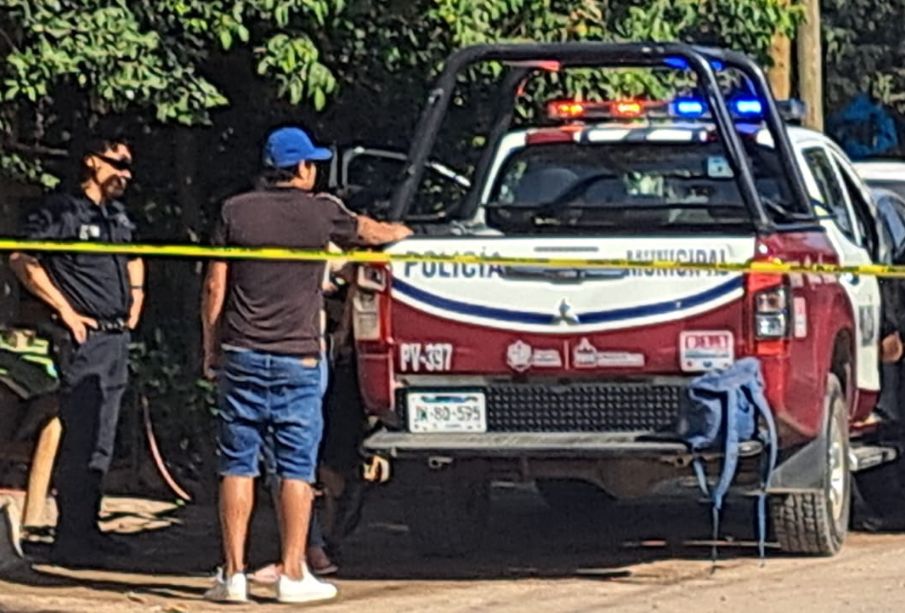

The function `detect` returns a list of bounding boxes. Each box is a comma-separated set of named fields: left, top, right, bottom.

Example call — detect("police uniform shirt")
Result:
left=23, top=192, right=135, bottom=320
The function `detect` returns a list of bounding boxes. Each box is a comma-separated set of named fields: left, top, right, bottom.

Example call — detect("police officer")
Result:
left=10, top=137, right=144, bottom=565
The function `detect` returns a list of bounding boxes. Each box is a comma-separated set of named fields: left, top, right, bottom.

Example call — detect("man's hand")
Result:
left=356, top=217, right=413, bottom=246
left=882, top=332, right=903, bottom=363
left=201, top=261, right=228, bottom=381
left=127, top=311, right=141, bottom=330
left=60, top=307, right=98, bottom=344
left=388, top=222, right=413, bottom=242
left=203, top=349, right=220, bottom=380
left=322, top=278, right=340, bottom=295
left=127, top=290, right=142, bottom=330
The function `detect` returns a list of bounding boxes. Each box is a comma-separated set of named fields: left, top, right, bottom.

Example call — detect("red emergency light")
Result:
left=546, top=98, right=659, bottom=121
left=612, top=100, right=644, bottom=118
left=547, top=100, right=587, bottom=119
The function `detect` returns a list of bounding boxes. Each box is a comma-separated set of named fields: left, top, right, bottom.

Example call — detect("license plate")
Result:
left=679, top=330, right=734, bottom=372
left=407, top=391, right=487, bottom=433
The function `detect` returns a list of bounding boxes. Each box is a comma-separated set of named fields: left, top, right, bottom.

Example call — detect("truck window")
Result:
left=803, top=147, right=855, bottom=241
left=341, top=150, right=469, bottom=216
left=832, top=151, right=882, bottom=258
left=483, top=140, right=790, bottom=233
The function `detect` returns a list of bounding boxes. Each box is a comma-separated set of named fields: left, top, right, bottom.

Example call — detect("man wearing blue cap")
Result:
left=201, top=126, right=410, bottom=603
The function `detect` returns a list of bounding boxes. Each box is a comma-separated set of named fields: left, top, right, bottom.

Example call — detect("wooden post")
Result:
left=768, top=28, right=792, bottom=100
left=21, top=416, right=61, bottom=528
left=797, top=0, right=824, bottom=130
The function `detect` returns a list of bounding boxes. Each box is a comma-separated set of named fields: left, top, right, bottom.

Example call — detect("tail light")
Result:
left=354, top=265, right=389, bottom=342
left=754, top=285, right=790, bottom=339
left=354, top=264, right=395, bottom=417
left=746, top=271, right=792, bottom=356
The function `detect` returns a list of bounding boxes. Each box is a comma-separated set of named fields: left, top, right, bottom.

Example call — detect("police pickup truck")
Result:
left=352, top=43, right=903, bottom=557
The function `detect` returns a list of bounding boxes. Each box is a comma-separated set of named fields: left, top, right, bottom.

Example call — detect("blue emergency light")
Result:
left=670, top=96, right=764, bottom=119
left=546, top=96, right=803, bottom=123
left=672, top=98, right=706, bottom=118
left=663, top=56, right=725, bottom=72
left=732, top=97, right=763, bottom=117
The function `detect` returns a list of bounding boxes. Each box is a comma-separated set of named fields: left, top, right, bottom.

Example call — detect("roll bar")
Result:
left=387, top=42, right=811, bottom=230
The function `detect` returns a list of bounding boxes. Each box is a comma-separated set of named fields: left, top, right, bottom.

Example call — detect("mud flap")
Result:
left=767, top=431, right=828, bottom=493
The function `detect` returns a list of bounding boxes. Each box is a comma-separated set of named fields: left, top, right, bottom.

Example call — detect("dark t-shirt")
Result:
left=212, top=187, right=359, bottom=356
left=23, top=192, right=134, bottom=320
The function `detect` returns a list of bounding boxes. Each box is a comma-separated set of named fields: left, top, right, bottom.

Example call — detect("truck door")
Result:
left=801, top=144, right=881, bottom=401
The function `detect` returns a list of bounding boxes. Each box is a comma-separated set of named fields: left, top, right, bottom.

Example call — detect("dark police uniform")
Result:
left=23, top=192, right=135, bottom=546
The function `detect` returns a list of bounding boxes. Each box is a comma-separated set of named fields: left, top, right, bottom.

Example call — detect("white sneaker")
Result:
left=276, top=571, right=338, bottom=604
left=203, top=569, right=248, bottom=603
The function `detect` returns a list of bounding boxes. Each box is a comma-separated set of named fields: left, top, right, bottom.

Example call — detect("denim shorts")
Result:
left=217, top=346, right=326, bottom=482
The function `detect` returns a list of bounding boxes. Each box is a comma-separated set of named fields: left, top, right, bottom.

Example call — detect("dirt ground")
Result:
left=1, top=483, right=905, bottom=613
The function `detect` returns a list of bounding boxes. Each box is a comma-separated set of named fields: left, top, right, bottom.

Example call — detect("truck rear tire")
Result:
left=770, top=374, right=850, bottom=555
left=403, top=463, right=490, bottom=557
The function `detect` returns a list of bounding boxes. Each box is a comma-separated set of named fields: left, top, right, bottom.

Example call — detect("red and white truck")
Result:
left=351, top=43, right=902, bottom=556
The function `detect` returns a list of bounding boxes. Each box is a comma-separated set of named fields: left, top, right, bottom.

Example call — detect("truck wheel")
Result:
left=403, top=463, right=490, bottom=557
left=535, top=479, right=614, bottom=515
left=770, top=374, right=850, bottom=555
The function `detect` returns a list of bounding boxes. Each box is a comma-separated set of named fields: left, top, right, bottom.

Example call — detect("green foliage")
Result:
left=823, top=0, right=905, bottom=115
left=128, top=327, right=216, bottom=467
left=0, top=151, right=57, bottom=187
left=0, top=0, right=802, bottom=186
left=324, top=0, right=804, bottom=132
left=0, top=0, right=343, bottom=175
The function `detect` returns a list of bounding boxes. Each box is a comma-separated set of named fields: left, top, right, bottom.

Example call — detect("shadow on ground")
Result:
left=0, top=481, right=793, bottom=603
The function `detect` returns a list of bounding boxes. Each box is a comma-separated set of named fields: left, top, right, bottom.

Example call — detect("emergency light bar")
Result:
left=546, top=99, right=668, bottom=120
left=547, top=97, right=805, bottom=123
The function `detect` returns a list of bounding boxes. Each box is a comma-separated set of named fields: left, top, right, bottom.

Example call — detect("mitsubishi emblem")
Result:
left=553, top=298, right=580, bottom=325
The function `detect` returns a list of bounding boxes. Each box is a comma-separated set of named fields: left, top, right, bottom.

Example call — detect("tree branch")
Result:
left=3, top=141, right=69, bottom=158
left=0, top=26, right=19, bottom=53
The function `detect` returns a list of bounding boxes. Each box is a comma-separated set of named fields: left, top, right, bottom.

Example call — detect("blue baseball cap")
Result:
left=263, top=126, right=332, bottom=169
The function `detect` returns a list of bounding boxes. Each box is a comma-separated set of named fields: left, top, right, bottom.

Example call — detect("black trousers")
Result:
left=53, top=329, right=130, bottom=542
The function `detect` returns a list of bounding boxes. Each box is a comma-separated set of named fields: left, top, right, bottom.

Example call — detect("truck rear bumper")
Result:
left=363, top=429, right=763, bottom=460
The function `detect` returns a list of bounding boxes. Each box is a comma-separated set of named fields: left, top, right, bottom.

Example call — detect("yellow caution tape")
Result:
left=3, top=238, right=905, bottom=277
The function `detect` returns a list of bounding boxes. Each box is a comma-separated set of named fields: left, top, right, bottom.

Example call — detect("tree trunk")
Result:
left=797, top=0, right=824, bottom=130
left=769, top=28, right=792, bottom=100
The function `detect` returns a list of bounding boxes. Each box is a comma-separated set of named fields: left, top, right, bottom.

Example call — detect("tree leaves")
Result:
left=0, top=0, right=801, bottom=186
left=823, top=0, right=905, bottom=114
left=0, top=0, right=344, bottom=180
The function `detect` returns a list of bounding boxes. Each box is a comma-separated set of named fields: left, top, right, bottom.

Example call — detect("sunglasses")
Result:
left=92, top=152, right=133, bottom=172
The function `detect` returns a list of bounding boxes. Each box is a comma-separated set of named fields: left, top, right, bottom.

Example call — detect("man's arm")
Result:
left=9, top=252, right=97, bottom=343
left=356, top=216, right=412, bottom=246
left=201, top=261, right=229, bottom=379
left=126, top=258, right=145, bottom=330
left=9, top=253, right=72, bottom=314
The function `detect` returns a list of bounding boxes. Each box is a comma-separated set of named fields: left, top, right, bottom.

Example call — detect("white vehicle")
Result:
left=854, top=159, right=905, bottom=200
